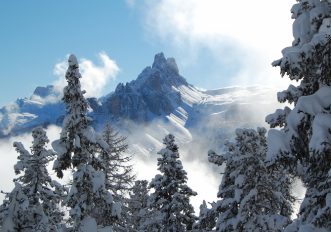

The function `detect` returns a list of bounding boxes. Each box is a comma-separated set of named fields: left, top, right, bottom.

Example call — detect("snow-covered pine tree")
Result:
left=233, top=128, right=293, bottom=231
left=52, top=54, right=119, bottom=231
left=193, top=200, right=217, bottom=231
left=0, top=183, right=30, bottom=231
left=0, top=127, right=65, bottom=232
left=266, top=1, right=331, bottom=230
left=127, top=180, right=149, bottom=231
left=145, top=134, right=197, bottom=231
left=209, top=128, right=294, bottom=232
left=97, top=123, right=135, bottom=230
left=207, top=147, right=238, bottom=231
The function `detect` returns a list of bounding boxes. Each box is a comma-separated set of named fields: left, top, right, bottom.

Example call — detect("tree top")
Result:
left=68, top=54, right=78, bottom=67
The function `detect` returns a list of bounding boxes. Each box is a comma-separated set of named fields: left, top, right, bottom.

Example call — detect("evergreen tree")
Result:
left=209, top=128, right=294, bottom=232
left=145, top=134, right=197, bottom=231
left=127, top=180, right=149, bottom=231
left=266, top=1, right=331, bottom=230
left=97, top=123, right=135, bottom=230
left=208, top=147, right=238, bottom=232
left=0, top=183, right=30, bottom=231
left=0, top=127, right=64, bottom=232
left=193, top=200, right=217, bottom=231
left=101, top=123, right=134, bottom=196
left=52, top=54, right=119, bottom=231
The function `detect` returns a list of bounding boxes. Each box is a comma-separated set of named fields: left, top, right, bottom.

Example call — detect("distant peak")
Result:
left=152, top=52, right=179, bottom=75
left=152, top=52, right=167, bottom=69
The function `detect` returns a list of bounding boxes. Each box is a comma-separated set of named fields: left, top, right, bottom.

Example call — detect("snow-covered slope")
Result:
left=122, top=84, right=278, bottom=161
left=0, top=86, right=64, bottom=137
left=0, top=86, right=102, bottom=137
left=0, top=53, right=279, bottom=159
left=101, top=53, right=188, bottom=122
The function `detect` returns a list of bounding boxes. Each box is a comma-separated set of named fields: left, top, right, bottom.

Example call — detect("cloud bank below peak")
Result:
left=53, top=52, right=120, bottom=98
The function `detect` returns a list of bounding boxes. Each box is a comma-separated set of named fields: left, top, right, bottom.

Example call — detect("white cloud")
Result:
left=141, top=0, right=295, bottom=88
left=145, top=0, right=292, bottom=52
left=53, top=52, right=120, bottom=98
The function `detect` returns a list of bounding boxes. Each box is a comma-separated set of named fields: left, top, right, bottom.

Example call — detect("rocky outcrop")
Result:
left=104, top=53, right=187, bottom=121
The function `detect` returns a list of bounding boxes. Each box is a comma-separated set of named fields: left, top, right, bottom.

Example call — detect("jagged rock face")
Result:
left=108, top=84, right=148, bottom=121
left=104, top=53, right=186, bottom=121
left=87, top=97, right=103, bottom=114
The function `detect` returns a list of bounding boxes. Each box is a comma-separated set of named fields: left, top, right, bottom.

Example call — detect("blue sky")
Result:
left=0, top=0, right=293, bottom=106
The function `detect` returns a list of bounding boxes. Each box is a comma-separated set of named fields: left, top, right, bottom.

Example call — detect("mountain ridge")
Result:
left=0, top=53, right=278, bottom=159
left=0, top=52, right=197, bottom=137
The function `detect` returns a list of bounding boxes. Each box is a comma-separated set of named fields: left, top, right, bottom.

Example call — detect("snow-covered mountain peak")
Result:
left=103, top=53, right=192, bottom=122
left=134, top=52, right=187, bottom=90
left=0, top=88, right=64, bottom=137
left=0, top=53, right=279, bottom=145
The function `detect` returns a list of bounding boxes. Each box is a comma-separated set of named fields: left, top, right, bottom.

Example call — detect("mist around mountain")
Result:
left=0, top=53, right=284, bottom=220
left=0, top=53, right=280, bottom=155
